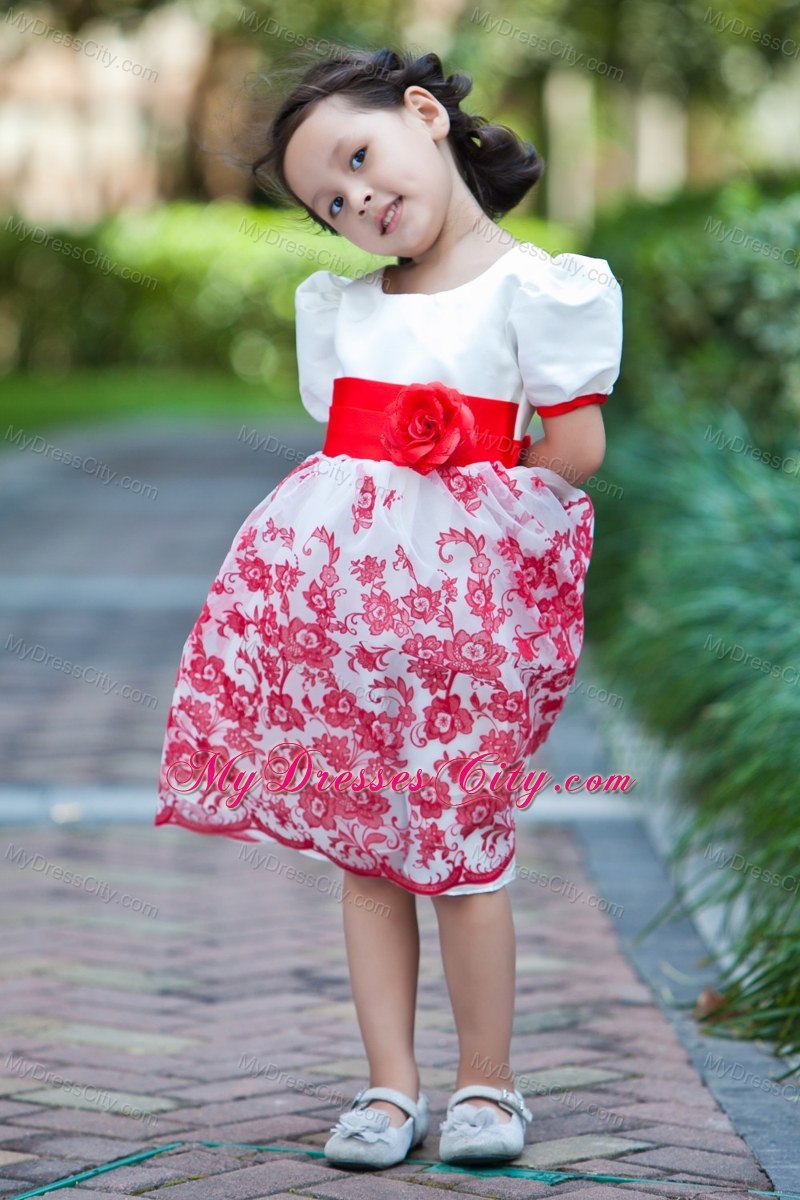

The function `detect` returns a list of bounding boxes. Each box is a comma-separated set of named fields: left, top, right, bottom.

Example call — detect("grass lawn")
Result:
left=0, top=369, right=309, bottom=441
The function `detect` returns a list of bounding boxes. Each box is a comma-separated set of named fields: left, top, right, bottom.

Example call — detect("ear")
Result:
left=402, top=86, right=450, bottom=137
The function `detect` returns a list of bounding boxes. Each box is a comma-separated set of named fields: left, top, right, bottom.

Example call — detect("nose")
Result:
left=358, top=190, right=372, bottom=216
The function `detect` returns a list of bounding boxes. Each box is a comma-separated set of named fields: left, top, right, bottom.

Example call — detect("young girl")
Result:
left=155, top=44, right=622, bottom=1171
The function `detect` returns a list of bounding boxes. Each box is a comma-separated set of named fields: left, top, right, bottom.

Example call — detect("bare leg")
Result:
left=340, top=870, right=421, bottom=1126
left=431, top=886, right=516, bottom=1121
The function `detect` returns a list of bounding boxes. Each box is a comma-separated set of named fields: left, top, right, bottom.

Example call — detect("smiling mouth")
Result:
left=381, top=196, right=402, bottom=235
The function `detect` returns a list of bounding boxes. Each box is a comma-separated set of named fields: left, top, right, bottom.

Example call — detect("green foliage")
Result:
left=589, top=175, right=800, bottom=458
left=556, top=0, right=800, bottom=97
left=581, top=180, right=800, bottom=1069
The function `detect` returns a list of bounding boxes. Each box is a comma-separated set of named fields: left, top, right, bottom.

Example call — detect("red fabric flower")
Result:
left=380, top=380, right=476, bottom=474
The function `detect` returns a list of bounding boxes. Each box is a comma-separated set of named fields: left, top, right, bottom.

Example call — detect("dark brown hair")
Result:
left=240, top=42, right=543, bottom=266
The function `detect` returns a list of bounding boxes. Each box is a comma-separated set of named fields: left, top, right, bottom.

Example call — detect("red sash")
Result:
left=321, top=376, right=531, bottom=470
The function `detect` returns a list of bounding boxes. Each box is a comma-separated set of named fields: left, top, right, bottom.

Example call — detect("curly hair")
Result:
left=240, top=42, right=543, bottom=267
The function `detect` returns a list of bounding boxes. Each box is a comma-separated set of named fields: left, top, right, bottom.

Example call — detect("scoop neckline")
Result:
left=375, top=241, right=528, bottom=299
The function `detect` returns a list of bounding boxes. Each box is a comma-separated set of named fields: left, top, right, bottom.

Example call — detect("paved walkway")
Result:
left=0, top=415, right=797, bottom=1199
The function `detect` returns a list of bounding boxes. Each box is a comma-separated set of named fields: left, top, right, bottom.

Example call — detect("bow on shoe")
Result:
left=439, top=1102, right=508, bottom=1135
left=330, top=1107, right=395, bottom=1144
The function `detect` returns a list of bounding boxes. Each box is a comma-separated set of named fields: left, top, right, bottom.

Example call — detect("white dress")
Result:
left=154, top=241, right=623, bottom=897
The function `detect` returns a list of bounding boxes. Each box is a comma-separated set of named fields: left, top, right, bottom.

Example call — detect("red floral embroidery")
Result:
left=155, top=449, right=595, bottom=896
left=380, top=380, right=477, bottom=474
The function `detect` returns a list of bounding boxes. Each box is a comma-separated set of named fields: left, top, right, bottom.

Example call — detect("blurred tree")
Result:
left=558, top=0, right=800, bottom=98
left=4, top=0, right=799, bottom=220
left=56, top=0, right=171, bottom=32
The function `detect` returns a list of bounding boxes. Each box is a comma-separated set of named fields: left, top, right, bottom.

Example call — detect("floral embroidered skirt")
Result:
left=154, top=452, right=594, bottom=896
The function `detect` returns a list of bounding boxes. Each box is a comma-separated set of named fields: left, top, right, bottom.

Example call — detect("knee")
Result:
left=430, top=891, right=471, bottom=916
left=431, top=887, right=510, bottom=919
left=342, top=869, right=416, bottom=901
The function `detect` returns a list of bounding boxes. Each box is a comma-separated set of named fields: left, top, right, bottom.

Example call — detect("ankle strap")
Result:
left=448, top=1085, right=533, bottom=1123
left=352, top=1085, right=421, bottom=1121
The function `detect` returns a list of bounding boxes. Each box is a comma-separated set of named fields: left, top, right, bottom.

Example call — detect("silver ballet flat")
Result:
left=438, top=1085, right=533, bottom=1163
left=324, top=1084, right=429, bottom=1169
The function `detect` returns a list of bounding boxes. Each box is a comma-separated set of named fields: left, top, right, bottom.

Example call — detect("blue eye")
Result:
left=329, top=147, right=366, bottom=218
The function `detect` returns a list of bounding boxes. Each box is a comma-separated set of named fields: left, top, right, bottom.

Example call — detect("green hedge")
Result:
left=588, top=175, right=800, bottom=456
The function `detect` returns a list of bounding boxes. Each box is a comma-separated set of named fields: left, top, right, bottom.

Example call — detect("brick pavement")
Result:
left=0, top=817, right=777, bottom=1199
left=0, top=416, right=793, bottom=1198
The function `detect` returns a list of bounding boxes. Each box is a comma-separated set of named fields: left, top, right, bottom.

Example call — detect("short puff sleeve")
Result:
left=294, top=270, right=348, bottom=422
left=507, top=253, right=623, bottom=417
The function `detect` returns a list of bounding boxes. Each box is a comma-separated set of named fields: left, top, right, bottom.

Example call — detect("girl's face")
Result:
left=283, top=86, right=457, bottom=259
